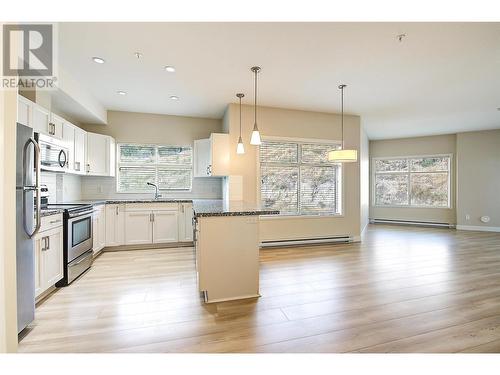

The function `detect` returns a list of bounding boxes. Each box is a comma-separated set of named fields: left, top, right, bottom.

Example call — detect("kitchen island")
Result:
left=192, top=200, right=279, bottom=303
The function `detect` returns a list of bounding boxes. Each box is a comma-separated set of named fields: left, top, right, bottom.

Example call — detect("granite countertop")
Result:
left=40, top=199, right=280, bottom=218
left=40, top=208, right=64, bottom=217
left=192, top=200, right=280, bottom=217
left=66, top=199, right=193, bottom=206
left=104, top=199, right=192, bottom=204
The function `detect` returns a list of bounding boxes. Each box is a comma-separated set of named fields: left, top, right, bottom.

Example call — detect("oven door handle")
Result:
left=72, top=254, right=90, bottom=266
left=68, top=209, right=94, bottom=218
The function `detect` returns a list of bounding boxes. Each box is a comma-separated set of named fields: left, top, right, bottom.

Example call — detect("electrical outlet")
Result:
left=465, top=214, right=470, bottom=221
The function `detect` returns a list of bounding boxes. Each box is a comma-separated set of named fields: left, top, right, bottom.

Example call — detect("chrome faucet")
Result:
left=146, top=182, right=162, bottom=200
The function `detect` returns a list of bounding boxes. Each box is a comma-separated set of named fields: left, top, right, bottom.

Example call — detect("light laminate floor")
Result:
left=19, top=224, right=500, bottom=353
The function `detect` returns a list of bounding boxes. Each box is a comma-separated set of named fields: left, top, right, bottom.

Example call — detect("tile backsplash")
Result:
left=81, top=176, right=223, bottom=200
left=41, top=172, right=222, bottom=202
left=41, top=172, right=82, bottom=203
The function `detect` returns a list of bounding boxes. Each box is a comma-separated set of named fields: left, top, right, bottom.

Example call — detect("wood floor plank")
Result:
left=18, top=224, right=500, bottom=353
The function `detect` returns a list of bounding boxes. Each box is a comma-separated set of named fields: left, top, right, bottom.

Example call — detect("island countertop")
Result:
left=192, top=200, right=280, bottom=218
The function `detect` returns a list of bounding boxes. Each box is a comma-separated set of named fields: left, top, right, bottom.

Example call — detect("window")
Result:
left=373, top=155, right=451, bottom=208
left=117, top=144, right=192, bottom=192
left=259, top=140, right=342, bottom=216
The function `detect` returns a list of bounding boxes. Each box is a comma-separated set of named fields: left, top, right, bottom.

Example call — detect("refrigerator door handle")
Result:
left=23, top=137, right=41, bottom=238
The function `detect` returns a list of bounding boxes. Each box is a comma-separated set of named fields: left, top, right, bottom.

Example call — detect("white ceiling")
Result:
left=58, top=22, right=500, bottom=139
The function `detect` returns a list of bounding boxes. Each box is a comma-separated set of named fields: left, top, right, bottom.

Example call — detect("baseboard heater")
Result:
left=370, top=218, right=455, bottom=229
left=260, top=235, right=352, bottom=248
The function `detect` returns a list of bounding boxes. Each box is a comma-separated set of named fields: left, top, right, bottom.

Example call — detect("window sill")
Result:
left=260, top=214, right=344, bottom=220
left=373, top=205, right=452, bottom=210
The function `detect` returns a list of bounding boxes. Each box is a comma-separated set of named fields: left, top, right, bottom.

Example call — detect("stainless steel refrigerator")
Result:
left=15, top=122, right=41, bottom=334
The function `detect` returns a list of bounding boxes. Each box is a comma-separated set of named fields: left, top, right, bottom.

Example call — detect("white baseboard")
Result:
left=352, top=235, right=362, bottom=242
left=456, top=225, right=500, bottom=233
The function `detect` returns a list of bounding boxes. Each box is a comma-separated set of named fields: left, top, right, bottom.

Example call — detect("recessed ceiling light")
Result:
left=134, top=52, right=143, bottom=59
left=92, top=57, right=105, bottom=64
left=170, top=95, right=179, bottom=101
left=117, top=91, right=127, bottom=96
left=164, top=66, right=176, bottom=73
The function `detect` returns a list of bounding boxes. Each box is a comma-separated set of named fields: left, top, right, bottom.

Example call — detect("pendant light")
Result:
left=328, top=84, right=358, bottom=163
left=250, top=66, right=262, bottom=145
left=236, top=93, right=245, bottom=154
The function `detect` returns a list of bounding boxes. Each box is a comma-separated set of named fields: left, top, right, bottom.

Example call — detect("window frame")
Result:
left=116, top=143, right=194, bottom=193
left=257, top=136, right=344, bottom=219
left=371, top=153, right=453, bottom=209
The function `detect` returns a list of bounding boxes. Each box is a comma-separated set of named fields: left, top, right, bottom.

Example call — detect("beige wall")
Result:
left=0, top=80, right=19, bottom=351
left=456, top=129, right=500, bottom=229
left=223, top=104, right=362, bottom=241
left=369, top=134, right=457, bottom=224
left=82, top=110, right=221, bottom=145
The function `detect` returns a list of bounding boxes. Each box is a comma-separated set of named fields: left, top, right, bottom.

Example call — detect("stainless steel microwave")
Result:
left=36, top=133, right=69, bottom=172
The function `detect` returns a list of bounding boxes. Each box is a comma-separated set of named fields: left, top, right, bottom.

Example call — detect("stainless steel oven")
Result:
left=67, top=208, right=93, bottom=262
left=36, top=133, right=69, bottom=172
left=51, top=204, right=94, bottom=286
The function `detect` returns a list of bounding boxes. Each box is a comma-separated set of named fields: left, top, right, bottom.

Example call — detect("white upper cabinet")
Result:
left=17, top=95, right=32, bottom=127
left=32, top=103, right=63, bottom=139
left=49, top=113, right=64, bottom=140
left=32, top=102, right=50, bottom=135
left=194, top=133, right=229, bottom=177
left=18, top=96, right=116, bottom=177
left=86, top=132, right=116, bottom=177
left=74, top=126, right=87, bottom=175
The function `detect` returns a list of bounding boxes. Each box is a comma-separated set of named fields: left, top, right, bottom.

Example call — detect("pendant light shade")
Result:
left=236, top=93, right=245, bottom=154
left=250, top=127, right=261, bottom=146
left=250, top=66, right=262, bottom=145
left=328, top=84, right=358, bottom=163
left=236, top=137, right=245, bottom=154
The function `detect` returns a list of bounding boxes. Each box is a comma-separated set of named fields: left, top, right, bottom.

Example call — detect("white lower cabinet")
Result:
left=105, top=204, right=125, bottom=247
left=103, top=203, right=193, bottom=248
left=125, top=211, right=154, bottom=245
left=124, top=204, right=180, bottom=246
left=92, top=205, right=106, bottom=254
left=178, top=203, right=194, bottom=242
left=153, top=210, right=179, bottom=243
left=34, top=215, right=64, bottom=298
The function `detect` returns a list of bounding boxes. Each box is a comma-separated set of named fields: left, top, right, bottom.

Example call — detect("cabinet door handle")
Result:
left=42, top=236, right=49, bottom=251
left=86, top=163, right=90, bottom=174
left=115, top=206, right=118, bottom=215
